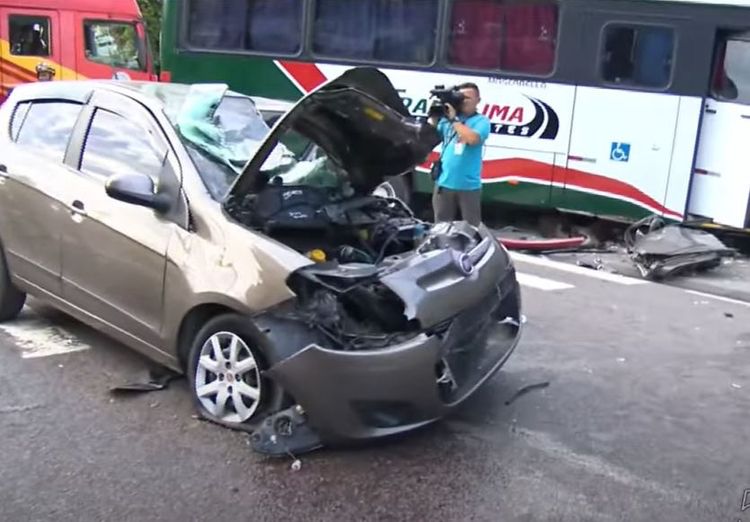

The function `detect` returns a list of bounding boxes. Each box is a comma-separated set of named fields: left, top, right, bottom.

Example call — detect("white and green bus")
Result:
left=160, top=0, right=750, bottom=230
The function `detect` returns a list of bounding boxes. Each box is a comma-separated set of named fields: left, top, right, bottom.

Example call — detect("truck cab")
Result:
left=0, top=0, right=155, bottom=101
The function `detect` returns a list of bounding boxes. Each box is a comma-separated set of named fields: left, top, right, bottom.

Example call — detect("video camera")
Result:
left=428, top=85, right=466, bottom=119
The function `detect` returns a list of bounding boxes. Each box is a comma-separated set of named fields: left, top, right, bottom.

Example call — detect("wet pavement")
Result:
left=1, top=256, right=748, bottom=521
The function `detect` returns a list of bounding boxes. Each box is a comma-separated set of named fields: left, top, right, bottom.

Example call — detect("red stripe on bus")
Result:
left=418, top=155, right=682, bottom=219
left=278, top=61, right=327, bottom=92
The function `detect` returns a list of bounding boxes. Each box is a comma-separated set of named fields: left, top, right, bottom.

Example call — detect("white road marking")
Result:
left=0, top=310, right=90, bottom=359
left=510, top=252, right=647, bottom=286
left=516, top=272, right=574, bottom=291
left=685, top=290, right=750, bottom=308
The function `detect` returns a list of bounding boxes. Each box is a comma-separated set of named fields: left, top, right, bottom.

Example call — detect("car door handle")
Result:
left=70, top=200, right=87, bottom=216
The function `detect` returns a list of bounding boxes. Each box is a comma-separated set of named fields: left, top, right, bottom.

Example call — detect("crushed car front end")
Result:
left=209, top=66, right=523, bottom=454
left=249, top=222, right=522, bottom=455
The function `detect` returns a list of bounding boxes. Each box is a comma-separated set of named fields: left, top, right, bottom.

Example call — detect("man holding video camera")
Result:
left=427, top=83, right=491, bottom=226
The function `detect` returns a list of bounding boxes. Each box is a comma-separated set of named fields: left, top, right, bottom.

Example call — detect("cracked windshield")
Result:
left=174, top=84, right=345, bottom=199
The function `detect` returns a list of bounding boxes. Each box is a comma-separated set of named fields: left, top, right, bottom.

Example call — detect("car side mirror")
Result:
left=105, top=173, right=170, bottom=213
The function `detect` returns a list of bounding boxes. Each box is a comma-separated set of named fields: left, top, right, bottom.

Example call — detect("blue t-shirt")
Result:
left=436, top=113, right=491, bottom=191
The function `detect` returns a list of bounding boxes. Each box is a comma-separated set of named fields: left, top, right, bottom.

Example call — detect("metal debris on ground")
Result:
left=505, top=381, right=550, bottom=406
left=624, top=215, right=735, bottom=280
left=109, top=366, right=183, bottom=395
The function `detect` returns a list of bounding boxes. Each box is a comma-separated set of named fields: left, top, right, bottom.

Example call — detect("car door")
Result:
left=60, top=91, right=180, bottom=347
left=0, top=99, right=85, bottom=295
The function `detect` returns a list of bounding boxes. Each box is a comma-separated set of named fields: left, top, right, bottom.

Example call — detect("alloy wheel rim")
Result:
left=194, top=331, right=261, bottom=424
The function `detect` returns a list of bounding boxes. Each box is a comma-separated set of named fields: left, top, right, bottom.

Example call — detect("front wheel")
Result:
left=187, top=314, right=285, bottom=430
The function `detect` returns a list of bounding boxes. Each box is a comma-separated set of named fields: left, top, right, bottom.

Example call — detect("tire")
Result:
left=186, top=313, right=286, bottom=432
left=0, top=245, right=25, bottom=322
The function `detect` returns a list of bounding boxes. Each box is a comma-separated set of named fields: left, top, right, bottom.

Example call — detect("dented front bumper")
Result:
left=257, top=261, right=522, bottom=452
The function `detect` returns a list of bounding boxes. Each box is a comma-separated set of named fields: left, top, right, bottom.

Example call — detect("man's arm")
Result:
left=445, top=104, right=483, bottom=145
left=452, top=121, right=481, bottom=145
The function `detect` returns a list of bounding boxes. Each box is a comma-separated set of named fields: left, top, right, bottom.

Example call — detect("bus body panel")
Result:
left=160, top=0, right=750, bottom=230
left=565, top=86, right=684, bottom=220
left=691, top=97, right=750, bottom=227
left=275, top=62, right=690, bottom=222
left=667, top=96, right=704, bottom=217
left=314, top=63, right=577, bottom=209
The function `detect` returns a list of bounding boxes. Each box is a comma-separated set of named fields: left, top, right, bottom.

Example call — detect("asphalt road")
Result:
left=1, top=254, right=748, bottom=522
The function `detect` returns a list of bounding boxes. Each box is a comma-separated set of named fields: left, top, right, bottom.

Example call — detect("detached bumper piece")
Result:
left=262, top=267, right=521, bottom=451
left=251, top=405, right=324, bottom=456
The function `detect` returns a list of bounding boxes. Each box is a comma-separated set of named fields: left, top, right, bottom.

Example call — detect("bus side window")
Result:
left=9, top=15, right=51, bottom=56
left=447, top=0, right=558, bottom=75
left=447, top=0, right=504, bottom=69
left=186, top=0, right=303, bottom=54
left=311, top=0, right=439, bottom=65
left=712, top=37, right=750, bottom=104
left=601, top=25, right=674, bottom=89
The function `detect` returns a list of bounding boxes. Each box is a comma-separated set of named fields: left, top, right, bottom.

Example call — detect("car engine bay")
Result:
left=225, top=184, right=487, bottom=351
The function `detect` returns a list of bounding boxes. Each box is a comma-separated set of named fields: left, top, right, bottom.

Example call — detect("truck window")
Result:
left=311, top=0, right=439, bottom=65
left=712, top=38, right=750, bottom=104
left=447, top=0, right=558, bottom=75
left=15, top=102, right=82, bottom=162
left=601, top=25, right=674, bottom=89
left=9, top=15, right=51, bottom=56
left=84, top=21, right=144, bottom=71
left=187, top=0, right=303, bottom=54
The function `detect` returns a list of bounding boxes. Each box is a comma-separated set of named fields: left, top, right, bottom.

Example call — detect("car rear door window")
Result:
left=15, top=102, right=82, bottom=162
left=80, top=108, right=165, bottom=179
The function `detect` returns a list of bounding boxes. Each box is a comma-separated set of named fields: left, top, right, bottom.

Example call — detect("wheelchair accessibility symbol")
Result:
left=610, top=142, right=630, bottom=162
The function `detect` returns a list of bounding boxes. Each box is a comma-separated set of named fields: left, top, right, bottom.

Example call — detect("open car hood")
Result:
left=228, top=67, right=441, bottom=197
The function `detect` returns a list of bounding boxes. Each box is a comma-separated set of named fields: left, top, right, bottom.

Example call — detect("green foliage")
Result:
left=137, top=0, right=162, bottom=66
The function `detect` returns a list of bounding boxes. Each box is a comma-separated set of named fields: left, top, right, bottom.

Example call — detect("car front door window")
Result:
left=81, top=108, right=165, bottom=180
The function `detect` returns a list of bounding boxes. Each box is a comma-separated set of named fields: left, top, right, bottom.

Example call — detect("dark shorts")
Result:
left=432, top=185, right=482, bottom=226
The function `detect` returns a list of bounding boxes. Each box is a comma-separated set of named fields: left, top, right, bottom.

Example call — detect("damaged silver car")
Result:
left=0, top=68, right=522, bottom=454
